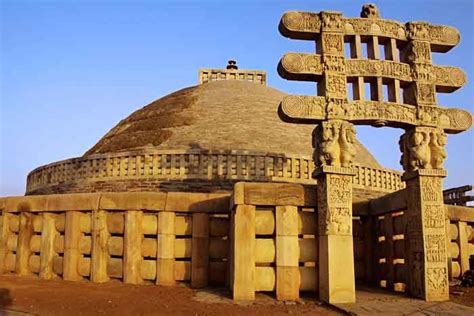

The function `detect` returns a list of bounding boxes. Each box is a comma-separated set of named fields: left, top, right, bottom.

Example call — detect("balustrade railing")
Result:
left=26, top=150, right=405, bottom=194
left=0, top=192, right=230, bottom=287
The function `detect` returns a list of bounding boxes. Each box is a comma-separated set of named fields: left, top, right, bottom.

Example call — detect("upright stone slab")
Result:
left=39, top=213, right=59, bottom=279
left=156, top=211, right=175, bottom=285
left=124, top=210, right=143, bottom=284
left=0, top=213, right=12, bottom=274
left=191, top=213, right=209, bottom=288
left=275, top=205, right=300, bottom=301
left=231, top=204, right=255, bottom=300
left=91, top=210, right=109, bottom=282
left=16, top=212, right=34, bottom=275
left=316, top=165, right=356, bottom=304
left=63, top=211, right=82, bottom=281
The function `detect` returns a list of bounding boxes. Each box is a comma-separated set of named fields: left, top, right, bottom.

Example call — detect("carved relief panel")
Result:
left=317, top=172, right=353, bottom=236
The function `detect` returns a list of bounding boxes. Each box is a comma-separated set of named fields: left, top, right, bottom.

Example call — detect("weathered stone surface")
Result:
left=281, top=96, right=472, bottom=133
left=278, top=3, right=472, bottom=304
left=280, top=11, right=460, bottom=49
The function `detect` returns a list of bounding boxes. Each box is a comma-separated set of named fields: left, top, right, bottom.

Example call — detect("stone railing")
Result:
left=230, top=182, right=369, bottom=300
left=199, top=68, right=266, bottom=85
left=0, top=192, right=230, bottom=287
left=26, top=149, right=405, bottom=194
left=367, top=190, right=474, bottom=292
left=447, top=205, right=474, bottom=278
left=3, top=183, right=470, bottom=301
left=444, top=185, right=474, bottom=206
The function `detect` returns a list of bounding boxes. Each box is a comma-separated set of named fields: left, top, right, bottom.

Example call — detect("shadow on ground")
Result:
left=0, top=288, right=12, bottom=308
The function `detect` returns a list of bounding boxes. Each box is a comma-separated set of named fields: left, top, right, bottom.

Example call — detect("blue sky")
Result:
left=1, top=0, right=473, bottom=196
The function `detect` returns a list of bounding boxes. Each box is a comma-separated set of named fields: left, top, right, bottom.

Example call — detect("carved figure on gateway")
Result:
left=360, top=3, right=379, bottom=19
left=314, top=120, right=355, bottom=168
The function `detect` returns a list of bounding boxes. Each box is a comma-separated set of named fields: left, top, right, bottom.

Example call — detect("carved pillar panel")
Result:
left=314, top=119, right=356, bottom=303
left=402, top=25, right=437, bottom=107
left=316, top=165, right=356, bottom=303
left=401, top=126, right=449, bottom=301
left=317, top=12, right=347, bottom=102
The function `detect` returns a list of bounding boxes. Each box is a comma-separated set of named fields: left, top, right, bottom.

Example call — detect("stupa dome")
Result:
left=26, top=64, right=404, bottom=196
left=85, top=80, right=380, bottom=168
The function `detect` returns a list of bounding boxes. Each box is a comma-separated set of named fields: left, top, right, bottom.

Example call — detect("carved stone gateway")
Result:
left=278, top=4, right=472, bottom=302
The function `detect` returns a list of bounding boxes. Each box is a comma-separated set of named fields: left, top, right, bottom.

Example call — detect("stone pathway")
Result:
left=334, top=286, right=474, bottom=315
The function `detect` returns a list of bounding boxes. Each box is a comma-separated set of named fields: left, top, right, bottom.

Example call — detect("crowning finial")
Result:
left=226, top=60, right=238, bottom=70
left=360, top=3, right=380, bottom=18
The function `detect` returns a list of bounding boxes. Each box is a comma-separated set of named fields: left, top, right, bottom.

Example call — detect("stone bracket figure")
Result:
left=314, top=120, right=356, bottom=168
left=399, top=127, right=447, bottom=173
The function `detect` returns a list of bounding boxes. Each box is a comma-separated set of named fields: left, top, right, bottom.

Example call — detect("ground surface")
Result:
left=2, top=276, right=474, bottom=316
left=335, top=285, right=474, bottom=316
left=449, top=285, right=474, bottom=308
left=0, top=276, right=341, bottom=316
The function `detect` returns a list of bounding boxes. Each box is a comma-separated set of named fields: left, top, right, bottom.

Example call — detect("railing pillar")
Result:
left=231, top=204, right=255, bottom=300
left=0, top=213, right=11, bottom=274
left=91, top=209, right=109, bottom=282
left=275, top=205, right=300, bottom=301
left=63, top=211, right=82, bottom=281
left=456, top=221, right=470, bottom=275
left=191, top=213, right=209, bottom=288
left=124, top=210, right=143, bottom=284
left=39, top=213, right=59, bottom=279
left=156, top=211, right=175, bottom=285
left=16, top=212, right=34, bottom=276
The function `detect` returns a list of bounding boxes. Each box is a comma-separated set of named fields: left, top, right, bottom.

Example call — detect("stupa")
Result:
left=25, top=60, right=399, bottom=199
left=1, top=4, right=472, bottom=307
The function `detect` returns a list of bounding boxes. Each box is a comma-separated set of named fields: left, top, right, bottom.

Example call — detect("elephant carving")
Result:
left=399, top=128, right=447, bottom=172
left=319, top=122, right=341, bottom=166
left=409, top=130, right=431, bottom=170
left=315, top=120, right=357, bottom=168
left=340, top=122, right=356, bottom=167
left=430, top=131, right=447, bottom=169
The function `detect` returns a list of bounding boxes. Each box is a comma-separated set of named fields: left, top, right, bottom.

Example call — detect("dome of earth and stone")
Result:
left=26, top=61, right=403, bottom=196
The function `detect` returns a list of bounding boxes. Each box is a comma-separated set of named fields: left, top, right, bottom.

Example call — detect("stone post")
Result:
left=231, top=204, right=255, bottom=300
left=275, top=205, right=300, bottom=301
left=16, top=212, right=34, bottom=276
left=314, top=120, right=357, bottom=303
left=124, top=210, right=143, bottom=284
left=400, top=126, right=449, bottom=301
left=63, top=211, right=82, bottom=281
left=316, top=165, right=356, bottom=303
left=91, top=210, right=109, bottom=283
left=191, top=213, right=210, bottom=288
left=39, top=213, right=59, bottom=279
left=156, top=211, right=175, bottom=286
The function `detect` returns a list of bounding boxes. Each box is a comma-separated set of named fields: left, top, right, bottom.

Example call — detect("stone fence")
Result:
left=444, top=185, right=474, bottom=206
left=26, top=149, right=405, bottom=194
left=369, top=190, right=474, bottom=292
left=230, top=182, right=377, bottom=300
left=0, top=192, right=230, bottom=288
left=3, top=183, right=470, bottom=301
left=230, top=183, right=474, bottom=300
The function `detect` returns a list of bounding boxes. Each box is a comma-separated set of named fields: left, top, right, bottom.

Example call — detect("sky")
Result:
left=1, top=0, right=473, bottom=196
